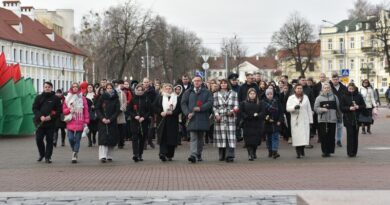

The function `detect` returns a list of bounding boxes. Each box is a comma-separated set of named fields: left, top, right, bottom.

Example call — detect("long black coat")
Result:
left=239, top=100, right=264, bottom=146
left=95, top=92, right=120, bottom=146
left=55, top=96, right=66, bottom=129
left=126, top=94, right=151, bottom=135
left=340, top=90, right=366, bottom=127
left=153, top=94, right=181, bottom=145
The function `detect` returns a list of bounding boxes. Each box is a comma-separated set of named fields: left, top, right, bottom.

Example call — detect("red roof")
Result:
left=0, top=7, right=85, bottom=56
left=206, top=56, right=277, bottom=70
left=277, top=41, right=320, bottom=60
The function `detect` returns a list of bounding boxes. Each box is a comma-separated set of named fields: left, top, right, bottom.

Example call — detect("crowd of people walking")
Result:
left=32, top=71, right=380, bottom=164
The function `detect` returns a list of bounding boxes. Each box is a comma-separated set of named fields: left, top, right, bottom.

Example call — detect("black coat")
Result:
left=86, top=97, right=98, bottom=132
left=126, top=94, right=151, bottom=135
left=32, top=91, right=61, bottom=129
left=239, top=100, right=264, bottom=146
left=55, top=96, right=66, bottom=129
left=153, top=94, right=181, bottom=145
left=302, top=85, right=315, bottom=109
left=262, top=98, right=284, bottom=134
left=340, top=90, right=366, bottom=127
left=95, top=92, right=120, bottom=146
left=330, top=82, right=348, bottom=103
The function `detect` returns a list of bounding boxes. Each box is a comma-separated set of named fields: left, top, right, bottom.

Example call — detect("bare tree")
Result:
left=348, top=0, right=376, bottom=20
left=263, top=45, right=278, bottom=58
left=220, top=35, right=247, bottom=74
left=272, top=12, right=317, bottom=77
left=373, top=7, right=390, bottom=73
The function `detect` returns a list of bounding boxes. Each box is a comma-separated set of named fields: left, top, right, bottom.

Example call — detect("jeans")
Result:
left=266, top=132, right=280, bottom=151
left=336, top=121, right=343, bottom=142
left=189, top=131, right=205, bottom=158
left=67, top=130, right=82, bottom=153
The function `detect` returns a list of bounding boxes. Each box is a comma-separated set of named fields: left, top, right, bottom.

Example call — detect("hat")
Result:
left=228, top=73, right=239, bottom=80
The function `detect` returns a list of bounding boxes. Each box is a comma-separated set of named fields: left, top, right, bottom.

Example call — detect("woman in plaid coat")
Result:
left=213, top=79, right=239, bottom=162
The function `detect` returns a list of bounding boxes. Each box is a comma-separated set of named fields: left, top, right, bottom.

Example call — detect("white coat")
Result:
left=286, top=94, right=313, bottom=147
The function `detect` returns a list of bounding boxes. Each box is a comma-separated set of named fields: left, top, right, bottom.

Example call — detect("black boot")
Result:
left=301, top=146, right=305, bottom=157
left=362, top=126, right=366, bottom=134
left=272, top=151, right=280, bottom=159
left=253, top=147, right=258, bottom=159
left=268, top=150, right=272, bottom=158
left=219, top=148, right=226, bottom=161
left=247, top=147, right=254, bottom=161
left=367, top=125, right=372, bottom=134
left=296, top=147, right=301, bottom=159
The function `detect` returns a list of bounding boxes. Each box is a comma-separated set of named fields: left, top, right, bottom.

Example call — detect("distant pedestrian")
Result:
left=32, top=82, right=61, bottom=163
left=360, top=80, right=377, bottom=134
left=54, top=89, right=66, bottom=147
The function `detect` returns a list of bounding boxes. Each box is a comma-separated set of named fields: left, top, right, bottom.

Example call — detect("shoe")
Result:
left=159, top=154, right=167, bottom=162
left=61, top=143, right=65, bottom=147
left=118, top=146, right=124, bottom=149
left=268, top=150, right=272, bottom=158
left=53, top=143, right=57, bottom=148
left=272, top=151, right=280, bottom=159
left=45, top=158, right=52, bottom=163
left=149, top=143, right=155, bottom=149
left=322, top=153, right=330, bottom=158
left=197, top=157, right=203, bottom=162
left=72, top=152, right=78, bottom=164
left=248, top=156, right=254, bottom=161
left=296, top=154, right=301, bottom=159
left=348, top=154, right=356, bottom=158
left=188, top=156, right=196, bottom=163
left=132, top=156, right=139, bottom=162
left=37, top=156, right=44, bottom=162
left=167, top=158, right=172, bottom=161
left=100, top=158, right=107, bottom=163
left=107, top=158, right=113, bottom=162
left=337, top=141, right=342, bottom=147
left=288, top=138, right=292, bottom=144
left=362, top=130, right=366, bottom=134
left=367, top=130, right=372, bottom=134
left=253, top=153, right=257, bottom=159
left=139, top=156, right=144, bottom=161
left=225, top=157, right=234, bottom=163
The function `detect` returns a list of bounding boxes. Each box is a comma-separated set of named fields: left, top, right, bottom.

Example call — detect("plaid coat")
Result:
left=213, top=90, right=239, bottom=148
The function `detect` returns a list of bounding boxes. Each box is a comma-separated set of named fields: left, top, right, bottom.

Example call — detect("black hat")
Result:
left=228, top=73, right=239, bottom=80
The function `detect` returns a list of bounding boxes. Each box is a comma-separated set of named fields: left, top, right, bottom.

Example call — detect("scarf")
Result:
left=65, top=92, right=84, bottom=121
left=162, top=92, right=178, bottom=112
left=86, top=92, right=95, bottom=101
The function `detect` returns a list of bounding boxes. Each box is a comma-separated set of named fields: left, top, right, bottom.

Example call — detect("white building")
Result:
left=320, top=12, right=390, bottom=93
left=0, top=0, right=85, bottom=93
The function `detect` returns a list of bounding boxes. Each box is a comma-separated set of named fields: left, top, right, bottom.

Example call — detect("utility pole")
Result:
left=146, top=41, right=150, bottom=78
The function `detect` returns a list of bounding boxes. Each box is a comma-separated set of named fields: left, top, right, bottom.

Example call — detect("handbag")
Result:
left=358, top=113, right=372, bottom=123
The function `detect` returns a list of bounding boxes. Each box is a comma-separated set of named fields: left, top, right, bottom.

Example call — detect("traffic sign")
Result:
left=195, top=71, right=204, bottom=78
left=201, top=55, right=209, bottom=62
left=202, top=63, right=209, bottom=70
left=341, top=69, right=349, bottom=77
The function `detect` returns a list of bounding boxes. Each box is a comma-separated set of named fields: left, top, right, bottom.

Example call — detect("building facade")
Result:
left=34, top=9, right=75, bottom=43
left=320, top=12, right=390, bottom=93
left=0, top=1, right=85, bottom=93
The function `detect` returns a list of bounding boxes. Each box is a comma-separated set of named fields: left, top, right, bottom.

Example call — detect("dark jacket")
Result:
left=180, top=87, right=213, bottom=131
left=153, top=94, right=182, bottom=145
left=340, top=90, right=366, bottom=127
left=32, top=91, right=61, bottom=129
left=238, top=82, right=260, bottom=102
left=126, top=94, right=151, bottom=135
left=313, top=82, right=323, bottom=99
left=144, top=86, right=157, bottom=104
left=330, top=81, right=348, bottom=103
left=262, top=98, right=283, bottom=133
left=55, top=95, right=66, bottom=129
left=231, top=84, right=240, bottom=93
left=239, top=100, right=264, bottom=146
left=95, top=92, right=120, bottom=146
left=302, top=85, right=315, bottom=109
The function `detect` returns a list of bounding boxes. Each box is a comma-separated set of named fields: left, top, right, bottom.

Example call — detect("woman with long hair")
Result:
left=213, top=79, right=239, bottom=162
left=85, top=84, right=98, bottom=147
left=360, top=79, right=377, bottom=134
left=286, top=84, right=313, bottom=158
left=239, top=88, right=264, bottom=161
left=153, top=84, right=182, bottom=161
left=62, top=82, right=90, bottom=163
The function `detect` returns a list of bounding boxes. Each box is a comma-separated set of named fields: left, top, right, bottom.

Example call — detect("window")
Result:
left=350, top=59, right=355, bottom=70
left=19, top=49, right=23, bottom=63
left=328, top=39, right=333, bottom=50
left=339, top=59, right=344, bottom=69
left=339, top=38, right=344, bottom=51
left=31, top=52, right=34, bottom=64
left=350, top=37, right=355, bottom=49
left=309, top=63, right=315, bottom=71
left=42, top=54, right=45, bottom=66
left=36, top=79, right=40, bottom=93
left=360, top=59, right=365, bottom=69
left=53, top=80, right=56, bottom=90
left=57, top=56, right=60, bottom=67
left=361, top=36, right=365, bottom=48
left=370, top=35, right=375, bottom=47
left=382, top=78, right=388, bottom=87
left=1, top=45, right=4, bottom=53
left=25, top=50, right=28, bottom=64
left=36, top=53, right=39, bottom=65
left=328, top=60, right=333, bottom=71
left=62, top=80, right=64, bottom=90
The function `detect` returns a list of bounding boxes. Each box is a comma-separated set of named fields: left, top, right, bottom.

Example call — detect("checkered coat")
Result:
left=213, top=90, right=239, bottom=148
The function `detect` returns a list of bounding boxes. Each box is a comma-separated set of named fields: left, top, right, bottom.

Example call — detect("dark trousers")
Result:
left=284, top=113, right=292, bottom=140
left=132, top=133, right=146, bottom=157
left=159, top=142, right=176, bottom=158
left=346, top=124, right=359, bottom=157
left=318, top=123, right=336, bottom=154
left=53, top=127, right=66, bottom=146
left=295, top=146, right=305, bottom=156
left=118, top=124, right=126, bottom=147
left=246, top=145, right=257, bottom=157
left=87, top=130, right=97, bottom=146
left=36, top=127, right=55, bottom=160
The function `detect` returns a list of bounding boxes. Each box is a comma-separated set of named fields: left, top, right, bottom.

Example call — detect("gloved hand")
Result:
left=294, top=105, right=300, bottom=110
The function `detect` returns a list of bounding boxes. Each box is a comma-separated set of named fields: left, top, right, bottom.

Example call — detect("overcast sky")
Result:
left=20, top=0, right=385, bottom=55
